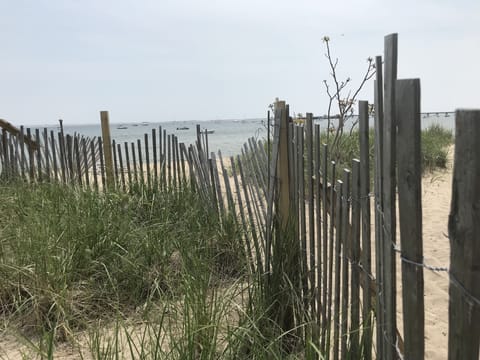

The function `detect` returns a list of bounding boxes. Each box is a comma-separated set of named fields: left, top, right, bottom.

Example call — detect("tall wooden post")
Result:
left=100, top=111, right=114, bottom=190
left=397, top=78, right=424, bottom=360
left=448, top=110, right=480, bottom=360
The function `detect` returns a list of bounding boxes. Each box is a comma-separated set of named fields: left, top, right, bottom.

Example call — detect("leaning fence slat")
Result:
left=112, top=139, right=119, bottom=188
left=50, top=131, right=58, bottom=182
left=118, top=143, right=126, bottom=192
left=137, top=139, right=145, bottom=186
left=124, top=142, right=132, bottom=189
left=58, top=132, right=66, bottom=184
left=237, top=155, right=263, bottom=275
left=218, top=150, right=235, bottom=214
left=448, top=109, right=480, bottom=360
left=66, top=135, right=74, bottom=184
left=82, top=138, right=90, bottom=188
left=396, top=78, right=424, bottom=360
left=131, top=142, right=138, bottom=186
left=210, top=152, right=225, bottom=217
left=230, top=156, right=255, bottom=273
left=91, top=140, right=99, bottom=191
left=35, top=129, right=43, bottom=181
left=20, top=127, right=26, bottom=180
left=74, top=136, right=83, bottom=187
left=43, top=128, right=50, bottom=181
left=180, top=143, right=187, bottom=186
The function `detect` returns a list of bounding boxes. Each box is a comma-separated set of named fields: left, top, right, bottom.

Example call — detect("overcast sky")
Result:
left=0, top=0, right=478, bottom=125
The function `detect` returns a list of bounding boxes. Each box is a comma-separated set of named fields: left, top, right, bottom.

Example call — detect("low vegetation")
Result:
left=319, top=123, right=453, bottom=182
left=0, top=183, right=314, bottom=359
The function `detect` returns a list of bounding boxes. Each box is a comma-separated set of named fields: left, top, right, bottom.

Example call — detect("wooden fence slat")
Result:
left=137, top=139, right=144, bottom=186
left=314, top=123, right=323, bottom=328
left=91, top=139, right=98, bottom=191
left=237, top=155, right=263, bottom=274
left=333, top=178, right=343, bottom=360
left=167, top=134, right=171, bottom=188
left=396, top=78, right=424, bottom=360
left=218, top=150, right=235, bottom=214
left=112, top=139, right=119, bottom=188
left=82, top=138, right=89, bottom=188
left=297, top=125, right=309, bottom=315
left=58, top=132, right=66, bottom=184
left=373, top=55, right=385, bottom=358
left=210, top=152, right=225, bottom=217
left=180, top=143, right=187, bottom=186
left=98, top=137, right=106, bottom=191
left=43, top=128, right=50, bottom=181
left=152, top=128, right=158, bottom=187
left=230, top=156, right=255, bottom=273
left=448, top=109, right=480, bottom=360
left=74, top=136, right=83, bottom=187
left=340, top=169, right=351, bottom=360
left=145, top=134, right=151, bottom=190
left=306, top=114, right=316, bottom=316
left=35, top=128, right=42, bottom=181
left=321, top=143, right=329, bottom=354
left=66, top=135, right=74, bottom=184
left=50, top=130, right=58, bottom=182
left=382, top=33, right=398, bottom=360
left=124, top=142, right=132, bottom=189
left=131, top=142, right=138, bottom=186
left=265, top=107, right=281, bottom=272
left=20, top=126, right=26, bottom=180
left=326, top=160, right=336, bottom=357
left=359, top=100, right=372, bottom=360
left=118, top=143, right=126, bottom=192
left=350, top=159, right=361, bottom=358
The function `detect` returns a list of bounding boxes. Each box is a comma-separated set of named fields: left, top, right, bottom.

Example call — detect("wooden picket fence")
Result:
left=0, top=33, right=479, bottom=360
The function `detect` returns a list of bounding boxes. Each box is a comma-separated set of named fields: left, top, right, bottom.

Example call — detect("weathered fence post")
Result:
left=100, top=111, right=115, bottom=190
left=382, top=33, right=398, bottom=360
left=396, top=78, right=424, bottom=360
left=448, top=109, right=480, bottom=360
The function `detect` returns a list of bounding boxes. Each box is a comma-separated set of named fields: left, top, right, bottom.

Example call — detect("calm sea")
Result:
left=42, top=113, right=455, bottom=157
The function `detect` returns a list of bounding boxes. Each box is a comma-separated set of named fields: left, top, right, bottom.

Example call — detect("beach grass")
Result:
left=0, top=181, right=315, bottom=359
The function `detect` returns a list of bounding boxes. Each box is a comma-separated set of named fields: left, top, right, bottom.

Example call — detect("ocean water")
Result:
left=42, top=113, right=455, bottom=157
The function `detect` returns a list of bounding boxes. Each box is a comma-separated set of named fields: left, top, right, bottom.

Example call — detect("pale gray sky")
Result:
left=0, top=0, right=478, bottom=125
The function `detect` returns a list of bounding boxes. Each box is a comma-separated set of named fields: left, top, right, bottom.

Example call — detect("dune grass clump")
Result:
left=317, top=123, right=452, bottom=181
left=0, top=182, right=245, bottom=339
left=421, top=124, right=453, bottom=172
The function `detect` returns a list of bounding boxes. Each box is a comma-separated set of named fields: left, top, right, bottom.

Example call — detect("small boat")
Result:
left=176, top=126, right=189, bottom=130
left=204, top=130, right=215, bottom=134
left=141, top=122, right=149, bottom=126
left=117, top=125, right=128, bottom=130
